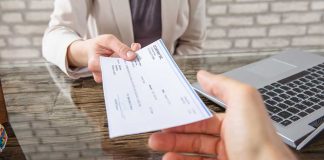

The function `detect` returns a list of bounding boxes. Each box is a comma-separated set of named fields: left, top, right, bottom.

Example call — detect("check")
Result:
left=100, top=39, right=212, bottom=138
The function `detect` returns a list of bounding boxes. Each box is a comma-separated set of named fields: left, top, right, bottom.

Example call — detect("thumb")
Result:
left=197, top=70, right=228, bottom=101
left=197, top=70, right=250, bottom=105
left=101, top=35, right=137, bottom=60
left=197, top=70, right=264, bottom=112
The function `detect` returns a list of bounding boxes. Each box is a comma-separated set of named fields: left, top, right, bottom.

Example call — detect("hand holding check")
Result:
left=149, top=71, right=297, bottom=160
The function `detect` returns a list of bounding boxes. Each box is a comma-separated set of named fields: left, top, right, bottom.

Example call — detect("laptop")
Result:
left=192, top=50, right=324, bottom=150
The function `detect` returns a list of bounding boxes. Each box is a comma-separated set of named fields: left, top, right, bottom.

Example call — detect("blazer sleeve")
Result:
left=42, top=0, right=92, bottom=79
left=175, top=0, right=206, bottom=55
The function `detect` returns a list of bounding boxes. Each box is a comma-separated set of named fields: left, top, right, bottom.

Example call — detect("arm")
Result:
left=42, top=0, right=91, bottom=79
left=43, top=0, right=138, bottom=82
left=175, top=0, right=206, bottom=55
left=149, top=71, right=297, bottom=160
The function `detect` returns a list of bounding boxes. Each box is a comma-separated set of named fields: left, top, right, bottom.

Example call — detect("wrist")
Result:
left=67, top=40, right=88, bottom=67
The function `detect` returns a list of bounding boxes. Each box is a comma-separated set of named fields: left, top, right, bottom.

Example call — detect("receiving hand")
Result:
left=67, top=34, right=141, bottom=82
left=149, top=70, right=296, bottom=160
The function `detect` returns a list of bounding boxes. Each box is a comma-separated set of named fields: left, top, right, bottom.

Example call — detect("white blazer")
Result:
left=42, top=0, right=206, bottom=78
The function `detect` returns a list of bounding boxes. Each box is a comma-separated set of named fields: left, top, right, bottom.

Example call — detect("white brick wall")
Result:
left=204, top=40, right=232, bottom=50
left=8, top=37, right=31, bottom=47
left=292, top=36, right=324, bottom=46
left=252, top=38, right=290, bottom=48
left=311, top=1, right=324, bottom=10
left=234, top=39, right=250, bottom=48
left=13, top=25, right=48, bottom=35
left=229, top=3, right=268, bottom=14
left=257, top=14, right=280, bottom=25
left=0, top=0, right=323, bottom=60
left=0, top=25, right=11, bottom=35
left=206, top=0, right=324, bottom=53
left=0, top=0, right=52, bottom=60
left=216, top=16, right=253, bottom=26
left=308, top=24, right=324, bottom=34
left=271, top=1, right=308, bottom=12
left=2, top=12, right=23, bottom=23
left=0, top=49, right=40, bottom=59
left=282, top=13, right=321, bottom=24
left=269, top=25, right=306, bottom=37
left=0, top=0, right=26, bottom=10
left=229, top=27, right=267, bottom=37
left=0, top=38, right=6, bottom=47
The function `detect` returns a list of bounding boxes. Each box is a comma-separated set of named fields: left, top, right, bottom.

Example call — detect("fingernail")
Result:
left=127, top=51, right=136, bottom=58
left=200, top=70, right=211, bottom=77
left=197, top=70, right=212, bottom=83
left=197, top=70, right=207, bottom=78
left=136, top=43, right=141, bottom=50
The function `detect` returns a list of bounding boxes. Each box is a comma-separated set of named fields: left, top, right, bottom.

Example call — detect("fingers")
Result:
left=149, top=132, right=220, bottom=155
left=216, top=139, right=227, bottom=160
left=101, top=35, right=137, bottom=60
left=88, top=35, right=142, bottom=83
left=197, top=70, right=236, bottom=103
left=197, top=70, right=259, bottom=105
left=163, top=114, right=222, bottom=135
left=131, top=43, right=141, bottom=51
left=163, top=152, right=217, bottom=160
left=92, top=72, right=102, bottom=83
left=88, top=53, right=102, bottom=83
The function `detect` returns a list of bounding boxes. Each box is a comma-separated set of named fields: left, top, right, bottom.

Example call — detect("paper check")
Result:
left=100, top=39, right=212, bottom=138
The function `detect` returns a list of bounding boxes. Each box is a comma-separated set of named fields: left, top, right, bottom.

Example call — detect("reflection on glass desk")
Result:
left=0, top=54, right=323, bottom=160
left=0, top=80, right=26, bottom=159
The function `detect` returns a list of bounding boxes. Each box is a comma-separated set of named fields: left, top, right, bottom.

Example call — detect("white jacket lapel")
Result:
left=162, top=0, right=180, bottom=50
left=110, top=0, right=134, bottom=45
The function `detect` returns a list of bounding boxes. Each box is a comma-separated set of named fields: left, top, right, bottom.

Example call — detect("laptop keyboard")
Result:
left=258, top=63, right=324, bottom=127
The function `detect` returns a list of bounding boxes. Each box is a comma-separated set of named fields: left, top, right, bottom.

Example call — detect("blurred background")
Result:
left=0, top=0, right=324, bottom=63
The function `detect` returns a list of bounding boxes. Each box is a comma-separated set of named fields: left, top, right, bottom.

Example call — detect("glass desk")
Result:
left=0, top=54, right=323, bottom=159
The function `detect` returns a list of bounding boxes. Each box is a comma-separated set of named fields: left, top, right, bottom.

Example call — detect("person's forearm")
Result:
left=67, top=40, right=89, bottom=67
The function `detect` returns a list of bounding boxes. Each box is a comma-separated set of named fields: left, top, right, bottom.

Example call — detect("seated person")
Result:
left=42, top=0, right=206, bottom=82
left=149, top=70, right=297, bottom=160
